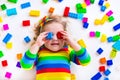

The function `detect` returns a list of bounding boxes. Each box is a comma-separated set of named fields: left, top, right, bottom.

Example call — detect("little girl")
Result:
left=20, top=15, right=91, bottom=80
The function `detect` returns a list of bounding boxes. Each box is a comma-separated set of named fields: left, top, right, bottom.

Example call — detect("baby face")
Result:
left=44, top=22, right=65, bottom=51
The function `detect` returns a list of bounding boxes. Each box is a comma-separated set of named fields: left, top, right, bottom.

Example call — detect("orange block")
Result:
left=49, top=7, right=55, bottom=13
left=99, top=57, right=106, bottom=64
left=16, top=53, right=22, bottom=60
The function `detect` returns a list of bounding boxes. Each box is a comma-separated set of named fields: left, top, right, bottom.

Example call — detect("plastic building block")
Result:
left=105, top=2, right=110, bottom=8
left=3, top=24, right=9, bottom=30
left=99, top=66, right=105, bottom=72
left=42, top=0, right=49, bottom=4
left=82, top=17, right=88, bottom=23
left=2, top=33, right=12, bottom=44
left=81, top=2, right=87, bottom=8
left=5, top=72, right=12, bottom=79
left=1, top=60, right=8, bottom=67
left=104, top=77, right=109, bottom=80
left=77, top=14, right=83, bottom=20
left=76, top=3, right=82, bottom=9
left=8, top=0, right=18, bottom=3
left=113, top=23, right=120, bottom=31
left=16, top=53, right=22, bottom=60
left=0, top=16, right=3, bottom=23
left=112, top=35, right=120, bottom=42
left=107, top=36, right=113, bottom=42
left=107, top=60, right=113, bottom=66
left=46, top=32, right=54, bottom=40
left=100, top=15, right=108, bottom=25
left=101, top=6, right=106, bottom=12
left=6, top=8, right=17, bottom=16
left=99, top=57, right=106, bottom=64
left=89, top=31, right=95, bottom=37
left=106, top=10, right=113, bottom=17
left=0, top=50, right=4, bottom=58
left=112, top=40, right=120, bottom=51
left=29, top=10, right=40, bottom=17
left=110, top=48, right=117, bottom=59
left=63, top=7, right=70, bottom=17
left=94, top=19, right=101, bottom=25
left=84, top=0, right=91, bottom=6
left=16, top=62, right=21, bottom=68
left=21, top=2, right=31, bottom=9
left=91, top=72, right=102, bottom=80
left=108, top=16, right=114, bottom=22
left=100, top=34, right=107, bottom=42
left=6, top=42, right=12, bottom=49
left=97, top=47, right=103, bottom=55
left=95, top=31, right=101, bottom=38
left=24, top=36, right=31, bottom=43
left=68, top=12, right=78, bottom=19
left=104, top=69, right=111, bottom=76
left=90, top=0, right=95, bottom=4
left=57, top=32, right=63, bottom=39
left=77, top=39, right=86, bottom=48
left=22, top=20, right=30, bottom=26
left=1, top=4, right=7, bottom=10
left=83, top=22, right=89, bottom=28
left=49, top=7, right=55, bottom=13
left=58, top=0, right=63, bottom=2
left=98, top=0, right=104, bottom=6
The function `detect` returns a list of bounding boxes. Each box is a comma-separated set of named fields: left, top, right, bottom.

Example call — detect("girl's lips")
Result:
left=51, top=43, right=59, bottom=45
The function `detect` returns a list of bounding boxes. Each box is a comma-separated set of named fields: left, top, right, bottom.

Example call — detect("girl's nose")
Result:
left=53, top=34, right=58, bottom=40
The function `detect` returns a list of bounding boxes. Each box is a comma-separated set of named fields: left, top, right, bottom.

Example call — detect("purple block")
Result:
left=5, top=72, right=12, bottom=79
left=16, top=61, right=21, bottom=68
left=3, top=24, right=9, bottom=30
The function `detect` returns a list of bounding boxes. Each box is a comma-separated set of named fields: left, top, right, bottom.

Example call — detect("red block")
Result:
left=63, top=7, right=70, bottom=17
left=1, top=60, right=8, bottom=67
left=57, top=32, right=63, bottom=39
left=99, top=66, right=105, bottom=72
left=22, top=20, right=30, bottom=26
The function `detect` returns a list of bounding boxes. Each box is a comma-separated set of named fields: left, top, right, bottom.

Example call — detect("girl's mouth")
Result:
left=51, top=43, right=59, bottom=45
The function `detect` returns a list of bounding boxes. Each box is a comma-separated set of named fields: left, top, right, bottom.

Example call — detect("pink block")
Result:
left=5, top=72, right=12, bottom=79
left=106, top=10, right=113, bottom=16
left=82, top=17, right=88, bottom=23
left=89, top=31, right=95, bottom=37
left=84, top=0, right=91, bottom=6
left=3, top=24, right=9, bottom=30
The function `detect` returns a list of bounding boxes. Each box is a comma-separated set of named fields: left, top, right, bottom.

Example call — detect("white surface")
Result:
left=0, top=0, right=120, bottom=80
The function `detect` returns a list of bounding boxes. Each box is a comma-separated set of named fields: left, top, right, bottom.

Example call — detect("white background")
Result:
left=0, top=0, right=120, bottom=80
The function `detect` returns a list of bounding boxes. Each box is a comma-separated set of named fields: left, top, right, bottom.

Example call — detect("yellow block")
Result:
left=0, top=16, right=3, bottom=23
left=6, top=42, right=12, bottom=49
left=100, top=34, right=107, bottom=42
left=77, top=39, right=86, bottom=48
left=105, top=2, right=110, bottom=8
left=81, top=2, right=87, bottom=8
left=94, top=19, right=101, bottom=25
left=29, top=10, right=40, bottom=17
left=100, top=15, right=108, bottom=25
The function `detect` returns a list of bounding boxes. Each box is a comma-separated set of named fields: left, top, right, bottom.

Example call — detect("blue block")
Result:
left=6, top=8, right=17, bottom=16
left=101, top=6, right=106, bottom=12
left=68, top=12, right=78, bottom=19
left=58, top=0, right=63, bottom=2
left=97, top=48, right=103, bottom=54
left=98, top=0, right=104, bottom=6
left=107, top=60, right=113, bottom=66
left=91, top=72, right=102, bottom=80
left=83, top=22, right=89, bottom=29
left=104, top=77, right=109, bottom=80
left=21, top=2, right=31, bottom=9
left=2, top=33, right=12, bottom=44
left=112, top=40, right=120, bottom=51
left=113, top=23, right=120, bottom=31
left=107, top=37, right=113, bottom=42
left=104, top=69, right=111, bottom=76
left=24, top=36, right=31, bottom=43
left=46, top=32, right=53, bottom=40
left=78, top=13, right=83, bottom=20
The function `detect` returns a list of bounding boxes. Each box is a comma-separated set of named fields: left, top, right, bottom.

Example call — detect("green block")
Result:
left=77, top=8, right=87, bottom=13
left=95, top=31, right=101, bottom=38
left=90, top=0, right=95, bottom=4
left=42, top=0, right=49, bottom=4
left=1, top=4, right=7, bottom=10
left=0, top=51, right=4, bottom=58
left=113, top=35, right=120, bottom=42
left=76, top=3, right=82, bottom=9
left=8, top=0, right=18, bottom=3
left=108, top=16, right=114, bottom=22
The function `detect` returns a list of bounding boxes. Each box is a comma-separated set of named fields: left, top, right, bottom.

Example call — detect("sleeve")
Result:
left=20, top=49, right=37, bottom=70
left=69, top=46, right=91, bottom=66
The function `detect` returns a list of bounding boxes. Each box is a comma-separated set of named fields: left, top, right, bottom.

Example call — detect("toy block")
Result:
left=82, top=17, right=88, bottom=23
left=113, top=23, right=120, bottom=31
left=6, top=8, right=17, bottom=16
left=99, top=66, right=105, bottom=72
left=79, top=8, right=87, bottom=13
left=16, top=53, right=22, bottom=60
left=106, top=10, right=113, bottom=17
left=77, top=39, right=86, bottom=48
left=22, top=20, right=30, bottom=26
left=2, top=33, right=12, bottom=44
left=100, top=34, right=107, bottom=42
left=105, top=2, right=110, bottom=8
left=107, top=36, right=113, bottom=42
left=49, top=7, right=55, bottom=13
left=46, top=32, right=54, bottom=40
left=58, top=0, right=63, bottom=2
left=42, top=0, right=49, bottom=4
left=8, top=0, right=18, bottom=3
left=98, top=0, right=104, bottom=6
left=81, top=2, right=87, bottom=8
left=57, top=32, right=63, bottom=39
left=1, top=4, right=7, bottom=10
left=24, top=36, right=31, bottom=43
left=112, top=40, right=120, bottom=51
left=100, top=15, right=108, bottom=25
left=99, top=57, right=106, bottom=64
left=104, top=77, right=109, bottom=80
left=5, top=72, right=12, bottom=79
left=107, top=60, right=113, bottom=66
left=89, top=31, right=95, bottom=37
left=83, top=22, right=89, bottom=28
left=94, top=19, right=101, bottom=25
left=77, top=14, right=83, bottom=20
left=101, top=6, right=106, bottom=12
left=16, top=61, right=21, bottom=68
left=97, top=47, right=103, bottom=55
left=95, top=31, right=101, bottom=38
left=108, top=16, right=114, bottom=22
left=68, top=12, right=78, bottom=19
left=104, top=69, right=111, bottom=76
left=29, top=10, right=40, bottom=17
left=110, top=48, right=117, bottom=59
left=63, top=7, right=70, bottom=17
left=76, top=3, right=82, bottom=9
left=112, top=35, right=120, bottom=42
left=84, top=0, right=91, bottom=6
left=3, top=24, right=9, bottom=30
left=21, top=2, right=31, bottom=9
left=6, top=42, right=12, bottom=49
left=0, top=50, right=4, bottom=58
left=91, top=72, right=102, bottom=80
left=1, top=60, right=8, bottom=67
left=0, top=16, right=3, bottom=23
left=90, top=0, right=95, bottom=4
